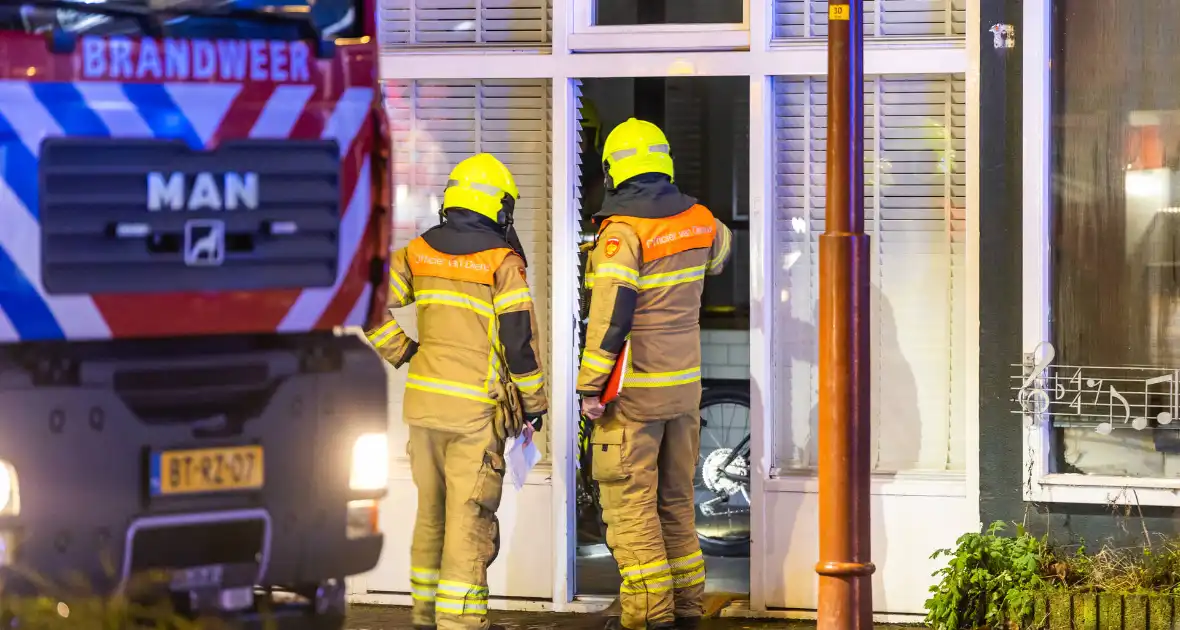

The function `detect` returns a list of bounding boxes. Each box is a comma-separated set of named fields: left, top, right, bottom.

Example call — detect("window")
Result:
left=383, top=79, right=552, bottom=456
left=570, top=0, right=748, bottom=51
left=378, top=0, right=550, bottom=48
left=1036, top=0, right=1180, bottom=480
left=772, top=74, right=967, bottom=474
left=773, top=0, right=966, bottom=39
left=593, top=0, right=744, bottom=26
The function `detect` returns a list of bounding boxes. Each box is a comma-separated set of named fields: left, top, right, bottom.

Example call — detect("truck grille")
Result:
left=39, top=138, right=341, bottom=294
left=130, top=519, right=266, bottom=572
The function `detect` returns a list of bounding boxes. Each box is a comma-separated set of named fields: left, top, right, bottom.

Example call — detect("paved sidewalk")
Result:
left=346, top=605, right=917, bottom=629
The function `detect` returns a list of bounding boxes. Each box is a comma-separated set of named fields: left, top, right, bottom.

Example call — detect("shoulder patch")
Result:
left=604, top=237, right=621, bottom=259
left=518, top=266, right=528, bottom=282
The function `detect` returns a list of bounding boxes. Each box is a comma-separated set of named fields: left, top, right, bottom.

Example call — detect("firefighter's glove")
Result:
left=524, top=412, right=544, bottom=433
left=394, top=340, right=419, bottom=369
left=491, top=380, right=526, bottom=442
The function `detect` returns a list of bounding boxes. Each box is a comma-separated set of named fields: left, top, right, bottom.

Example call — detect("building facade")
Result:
left=351, top=0, right=982, bottom=620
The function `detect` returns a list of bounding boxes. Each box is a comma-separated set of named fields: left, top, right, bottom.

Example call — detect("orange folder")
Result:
left=601, top=340, right=630, bottom=404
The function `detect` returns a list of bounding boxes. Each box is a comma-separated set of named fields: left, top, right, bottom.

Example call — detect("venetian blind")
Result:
left=774, top=0, right=966, bottom=39
left=379, top=0, right=551, bottom=47
left=771, top=73, right=967, bottom=473
left=383, top=79, right=553, bottom=453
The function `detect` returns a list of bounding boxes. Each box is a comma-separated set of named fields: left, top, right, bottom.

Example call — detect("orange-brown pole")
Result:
left=816, top=2, right=874, bottom=630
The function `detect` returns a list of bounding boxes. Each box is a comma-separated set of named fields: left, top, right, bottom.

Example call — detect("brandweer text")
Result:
left=415, top=254, right=491, bottom=272
left=81, top=37, right=312, bottom=82
left=645, top=225, right=714, bottom=250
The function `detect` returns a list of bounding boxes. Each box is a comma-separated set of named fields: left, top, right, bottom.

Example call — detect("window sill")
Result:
left=1029, top=473, right=1180, bottom=506
left=767, top=470, right=966, bottom=497
left=568, top=29, right=750, bottom=53
left=768, top=35, right=966, bottom=51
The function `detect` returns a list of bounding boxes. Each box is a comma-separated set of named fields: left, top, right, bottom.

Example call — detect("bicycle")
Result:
left=575, top=381, right=753, bottom=558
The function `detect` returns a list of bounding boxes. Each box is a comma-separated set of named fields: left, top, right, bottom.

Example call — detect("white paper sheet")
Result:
left=505, top=434, right=542, bottom=492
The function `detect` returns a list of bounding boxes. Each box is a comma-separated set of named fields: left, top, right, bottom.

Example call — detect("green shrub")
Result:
left=925, top=522, right=1180, bottom=629
left=925, top=521, right=1048, bottom=630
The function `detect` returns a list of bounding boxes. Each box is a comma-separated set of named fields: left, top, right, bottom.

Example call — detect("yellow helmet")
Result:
left=602, top=118, right=673, bottom=189
left=442, top=153, right=519, bottom=223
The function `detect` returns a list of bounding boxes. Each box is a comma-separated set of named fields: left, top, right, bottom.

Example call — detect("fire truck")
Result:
left=0, top=0, right=391, bottom=625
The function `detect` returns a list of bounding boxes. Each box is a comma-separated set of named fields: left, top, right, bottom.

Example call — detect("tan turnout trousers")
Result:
left=408, top=424, right=505, bottom=629
left=592, top=408, right=706, bottom=629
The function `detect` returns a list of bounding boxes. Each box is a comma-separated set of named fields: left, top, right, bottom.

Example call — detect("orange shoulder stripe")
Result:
left=406, top=238, right=514, bottom=285
left=599, top=204, right=717, bottom=262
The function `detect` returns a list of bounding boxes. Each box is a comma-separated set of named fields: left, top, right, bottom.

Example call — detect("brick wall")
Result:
left=700, top=329, right=750, bottom=381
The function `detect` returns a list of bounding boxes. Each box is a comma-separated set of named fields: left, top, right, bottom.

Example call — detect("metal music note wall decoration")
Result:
left=1013, top=342, right=1180, bottom=434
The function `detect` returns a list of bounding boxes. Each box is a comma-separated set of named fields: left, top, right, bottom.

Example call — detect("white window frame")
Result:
left=1020, top=0, right=1180, bottom=507
left=569, top=0, right=751, bottom=52
left=377, top=0, right=973, bottom=614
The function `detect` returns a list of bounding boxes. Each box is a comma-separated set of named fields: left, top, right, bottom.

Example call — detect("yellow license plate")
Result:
left=151, top=446, right=264, bottom=496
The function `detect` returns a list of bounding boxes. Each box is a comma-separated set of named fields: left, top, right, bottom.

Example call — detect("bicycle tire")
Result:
left=696, top=383, right=752, bottom=558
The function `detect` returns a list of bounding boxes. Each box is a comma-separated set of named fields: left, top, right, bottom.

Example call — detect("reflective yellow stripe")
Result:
left=621, top=559, right=671, bottom=577
left=669, top=551, right=706, bottom=589
left=708, top=230, right=731, bottom=272
left=435, top=580, right=489, bottom=615
left=494, top=288, right=532, bottom=312
left=580, top=351, right=614, bottom=374
left=406, top=374, right=494, bottom=404
left=595, top=263, right=639, bottom=287
left=639, top=265, right=706, bottom=290
left=628, top=367, right=701, bottom=388
left=621, top=577, right=674, bottom=594
left=366, top=320, right=401, bottom=348
left=417, top=290, right=494, bottom=317
left=410, top=567, right=440, bottom=602
left=411, top=582, right=438, bottom=601
left=583, top=272, right=596, bottom=288
left=620, top=561, right=674, bottom=595
left=669, top=551, right=704, bottom=571
left=411, top=567, right=440, bottom=580
left=435, top=599, right=488, bottom=614
left=390, top=272, right=412, bottom=305
left=511, top=372, right=545, bottom=393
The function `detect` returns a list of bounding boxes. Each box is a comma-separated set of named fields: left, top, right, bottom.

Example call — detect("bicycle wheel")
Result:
left=695, top=383, right=752, bottom=557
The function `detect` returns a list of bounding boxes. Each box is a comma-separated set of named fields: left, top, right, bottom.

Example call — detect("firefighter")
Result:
left=578, top=119, right=733, bottom=630
left=364, top=154, right=548, bottom=630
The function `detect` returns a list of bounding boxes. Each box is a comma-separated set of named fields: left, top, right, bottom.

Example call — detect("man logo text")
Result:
left=148, top=172, right=259, bottom=211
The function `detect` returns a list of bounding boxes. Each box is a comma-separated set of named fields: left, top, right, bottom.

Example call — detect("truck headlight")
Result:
left=349, top=433, right=388, bottom=491
left=0, top=461, right=19, bottom=515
